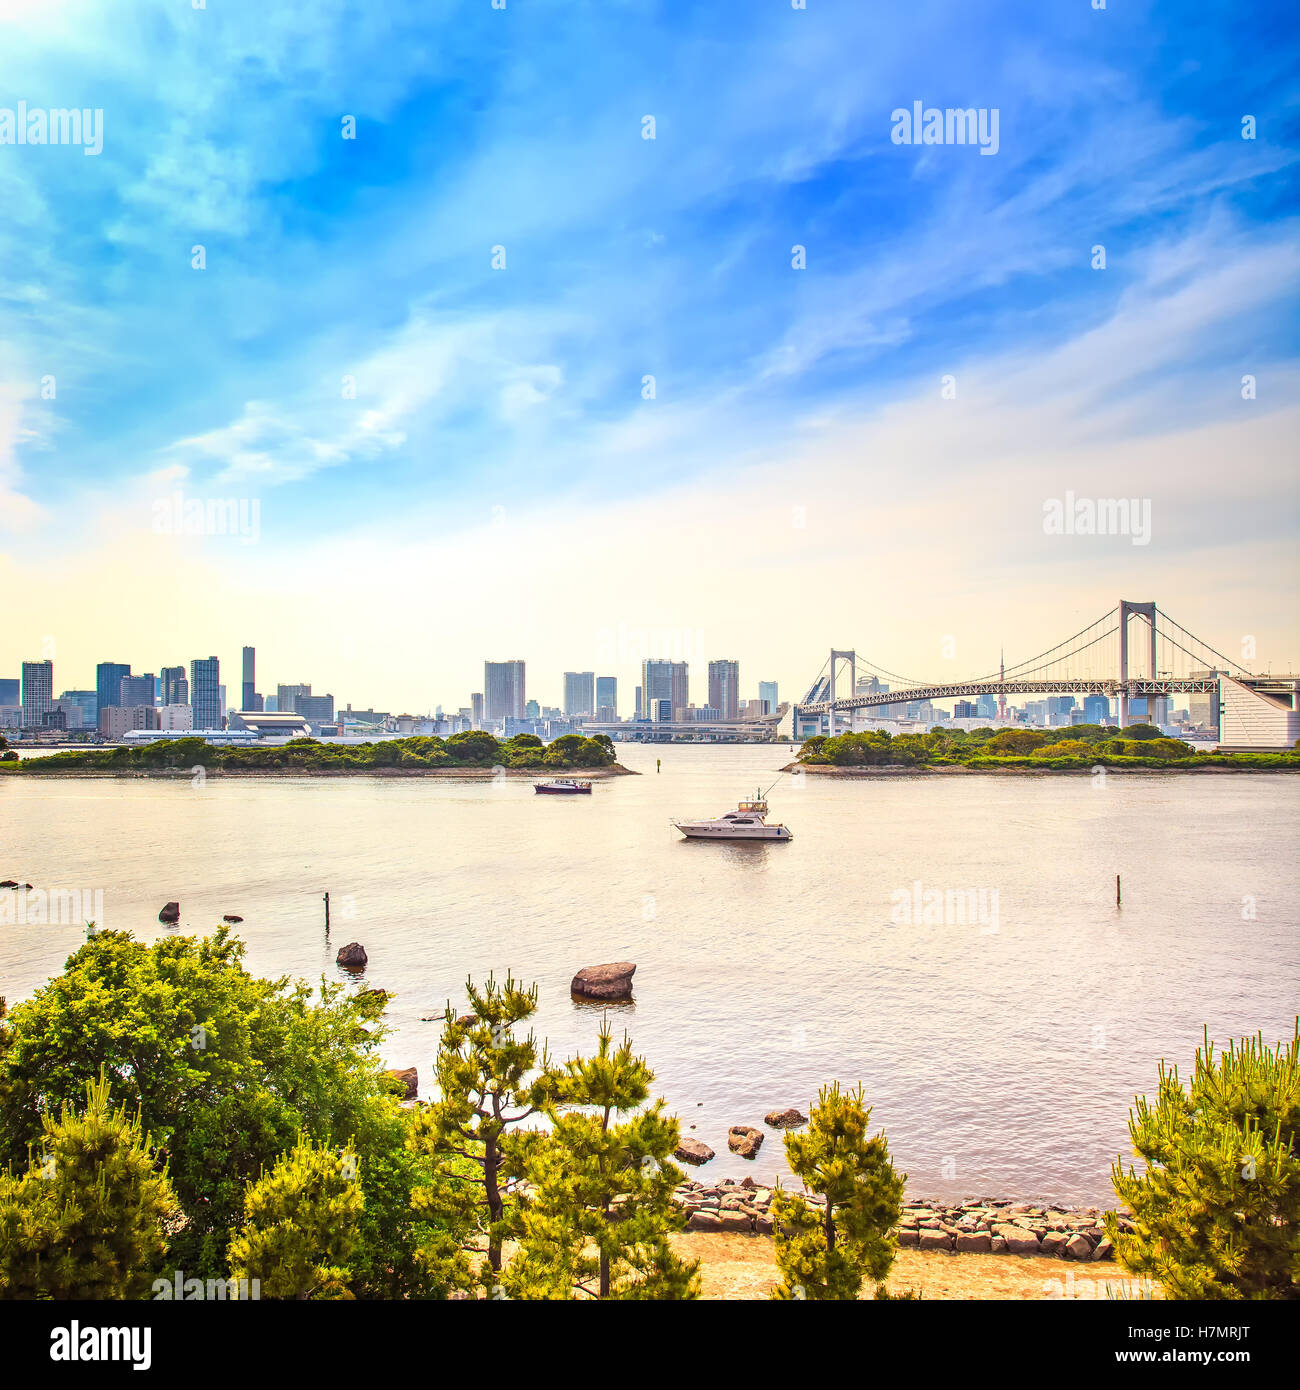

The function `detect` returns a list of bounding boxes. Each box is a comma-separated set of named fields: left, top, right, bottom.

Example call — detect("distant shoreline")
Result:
left=1, top=763, right=637, bottom=780
left=782, top=761, right=1295, bottom=776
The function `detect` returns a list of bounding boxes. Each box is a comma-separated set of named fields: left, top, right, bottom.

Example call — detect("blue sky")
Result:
left=2, top=0, right=1298, bottom=707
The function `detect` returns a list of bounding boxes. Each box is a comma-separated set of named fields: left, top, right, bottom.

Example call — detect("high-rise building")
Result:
left=641, top=660, right=688, bottom=722
left=96, top=662, right=131, bottom=717
left=976, top=692, right=998, bottom=720
left=277, top=683, right=312, bottom=713
left=1083, top=694, right=1111, bottom=725
left=241, top=646, right=256, bottom=711
left=119, top=674, right=156, bottom=707
left=525, top=699, right=540, bottom=719
left=298, top=693, right=335, bottom=722
left=484, top=661, right=525, bottom=721
left=707, top=660, right=740, bottom=720
left=161, top=666, right=188, bottom=706
left=59, top=690, right=98, bottom=729
left=758, top=681, right=778, bottom=714
left=563, top=671, right=596, bottom=718
left=595, top=676, right=617, bottom=721
left=0, top=678, right=18, bottom=705
left=470, top=692, right=485, bottom=727
left=21, top=659, right=54, bottom=728
left=190, top=657, right=221, bottom=729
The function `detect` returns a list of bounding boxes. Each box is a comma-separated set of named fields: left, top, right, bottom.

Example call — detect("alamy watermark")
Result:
left=0, top=887, right=103, bottom=926
left=891, top=102, right=1000, bottom=156
left=0, top=102, right=103, bottom=156
left=1043, top=492, right=1151, bottom=546
left=152, top=491, right=261, bottom=542
left=889, top=880, right=1000, bottom=934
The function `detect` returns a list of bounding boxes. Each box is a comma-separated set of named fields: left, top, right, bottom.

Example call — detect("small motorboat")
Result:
left=534, top=778, right=593, bottom=794
left=671, top=789, right=792, bottom=841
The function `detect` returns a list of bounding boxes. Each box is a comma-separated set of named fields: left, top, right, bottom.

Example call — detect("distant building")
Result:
left=119, top=674, right=156, bottom=708
left=954, top=700, right=976, bottom=718
left=1083, top=694, right=1110, bottom=724
left=277, top=683, right=312, bottom=713
left=484, top=661, right=526, bottom=721
left=976, top=692, right=998, bottom=720
left=96, top=663, right=131, bottom=718
left=707, top=660, right=740, bottom=721
left=0, top=678, right=18, bottom=705
left=242, top=646, right=257, bottom=711
left=298, top=693, right=335, bottom=723
left=21, top=659, right=54, bottom=728
left=158, top=704, right=194, bottom=731
left=190, top=657, right=221, bottom=730
left=471, top=692, right=485, bottom=728
left=758, top=680, right=778, bottom=713
left=595, top=676, right=617, bottom=720
left=161, top=666, right=189, bottom=707
left=525, top=699, right=540, bottom=719
left=641, top=660, right=688, bottom=722
left=564, top=671, right=595, bottom=718
left=100, top=705, right=160, bottom=739
left=59, top=690, right=98, bottom=730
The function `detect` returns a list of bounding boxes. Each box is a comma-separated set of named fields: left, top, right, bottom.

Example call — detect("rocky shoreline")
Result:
left=672, top=1180, right=1122, bottom=1260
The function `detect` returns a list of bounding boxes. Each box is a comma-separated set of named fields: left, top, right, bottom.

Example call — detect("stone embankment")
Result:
left=673, top=1181, right=1124, bottom=1260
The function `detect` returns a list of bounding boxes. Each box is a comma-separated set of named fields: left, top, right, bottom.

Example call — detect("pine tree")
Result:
left=505, top=1022, right=700, bottom=1300
left=1109, top=1023, right=1299, bottom=1299
left=771, top=1082, right=905, bottom=1300
left=227, top=1139, right=363, bottom=1299
left=408, top=973, right=556, bottom=1291
left=0, top=1069, right=178, bottom=1299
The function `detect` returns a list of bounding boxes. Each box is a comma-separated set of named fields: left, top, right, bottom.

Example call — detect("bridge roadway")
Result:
left=797, top=676, right=1220, bottom=717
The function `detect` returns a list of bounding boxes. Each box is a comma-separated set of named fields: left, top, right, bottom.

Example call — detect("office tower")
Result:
left=276, top=684, right=311, bottom=713
left=954, top=700, right=976, bottom=718
left=758, top=680, right=778, bottom=713
left=241, top=646, right=256, bottom=710
left=707, top=660, right=740, bottom=720
left=484, top=660, right=525, bottom=721
left=100, top=705, right=161, bottom=739
left=976, top=692, right=998, bottom=720
left=21, top=659, right=54, bottom=727
left=119, top=673, right=156, bottom=707
left=96, top=662, right=131, bottom=716
left=641, top=659, right=688, bottom=722
left=59, top=690, right=98, bottom=729
left=160, top=666, right=188, bottom=706
left=595, top=676, right=617, bottom=720
left=471, top=692, right=485, bottom=727
left=525, top=699, right=540, bottom=719
left=0, top=678, right=18, bottom=705
left=634, top=686, right=642, bottom=719
left=190, top=656, right=221, bottom=729
left=298, top=693, right=334, bottom=722
left=1083, top=694, right=1110, bottom=724
left=563, top=671, right=596, bottom=718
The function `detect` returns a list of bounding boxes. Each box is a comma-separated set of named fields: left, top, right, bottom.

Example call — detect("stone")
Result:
left=994, top=1225, right=1041, bottom=1256
left=675, top=1137, right=715, bottom=1165
left=158, top=901, right=180, bottom=924
left=335, top=941, right=367, bottom=969
left=991, top=1235, right=1007, bottom=1253
left=764, top=1107, right=808, bottom=1128
left=919, top=1229, right=953, bottom=1252
left=727, top=1125, right=764, bottom=1159
left=385, top=1067, right=418, bottom=1100
left=716, top=1210, right=754, bottom=1232
left=222, top=914, right=243, bottom=923
left=754, top=1213, right=774, bottom=1235
left=1092, top=1237, right=1115, bottom=1262
left=1040, top=1232, right=1069, bottom=1257
left=0, top=880, right=18, bottom=888
left=897, top=1229, right=919, bottom=1247
left=1065, top=1234, right=1093, bottom=1261
left=570, top=961, right=636, bottom=1000
left=955, top=1231, right=993, bottom=1254
left=687, top=1211, right=721, bottom=1232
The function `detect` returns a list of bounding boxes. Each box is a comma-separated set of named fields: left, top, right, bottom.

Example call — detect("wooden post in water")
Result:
left=1115, top=874, right=1122, bottom=908
left=324, top=890, right=331, bottom=935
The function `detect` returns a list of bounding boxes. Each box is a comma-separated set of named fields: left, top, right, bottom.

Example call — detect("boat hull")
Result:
left=535, top=784, right=592, bottom=794
left=673, top=823, right=791, bottom=840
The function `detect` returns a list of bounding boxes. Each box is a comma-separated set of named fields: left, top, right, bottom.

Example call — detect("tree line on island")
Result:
left=799, top=723, right=1300, bottom=769
left=0, top=730, right=618, bottom=774
left=0, top=927, right=1295, bottom=1300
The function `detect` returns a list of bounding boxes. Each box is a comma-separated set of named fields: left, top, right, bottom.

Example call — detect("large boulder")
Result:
left=222, top=914, right=243, bottom=923
left=994, top=1224, right=1041, bottom=1256
left=675, top=1138, right=715, bottom=1165
left=764, top=1107, right=808, bottom=1128
left=336, top=941, right=368, bottom=970
left=385, top=1067, right=418, bottom=1100
left=158, top=901, right=180, bottom=924
left=727, top=1125, right=764, bottom=1159
left=570, top=961, right=636, bottom=1000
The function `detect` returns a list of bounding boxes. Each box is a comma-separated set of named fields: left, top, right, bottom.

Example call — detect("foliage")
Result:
left=771, top=1083, right=905, bottom=1301
left=0, top=1069, right=179, bottom=1299
left=408, top=974, right=556, bottom=1290
left=505, top=1022, right=700, bottom=1300
left=1109, top=1024, right=1299, bottom=1300
left=227, top=1139, right=363, bottom=1299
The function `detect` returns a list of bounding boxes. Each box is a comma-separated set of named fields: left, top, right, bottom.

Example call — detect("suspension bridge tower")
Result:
left=1118, top=600, right=1158, bottom=729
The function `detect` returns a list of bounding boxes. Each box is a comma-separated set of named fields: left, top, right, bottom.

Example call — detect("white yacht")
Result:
left=671, top=790, right=792, bottom=842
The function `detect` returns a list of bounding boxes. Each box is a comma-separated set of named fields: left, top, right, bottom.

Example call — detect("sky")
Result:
left=1, top=0, right=1298, bottom=713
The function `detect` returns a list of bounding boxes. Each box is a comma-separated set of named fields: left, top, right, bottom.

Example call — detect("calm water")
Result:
left=3, top=746, right=1297, bottom=1206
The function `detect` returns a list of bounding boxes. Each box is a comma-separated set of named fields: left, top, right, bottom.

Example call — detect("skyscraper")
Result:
left=96, top=662, right=131, bottom=717
left=21, top=659, right=54, bottom=728
left=484, top=660, right=525, bottom=721
left=641, top=659, right=688, bottom=722
left=470, top=692, right=485, bottom=727
left=277, top=683, right=312, bottom=713
left=595, top=676, right=618, bottom=720
left=758, top=680, right=778, bottom=714
left=242, top=646, right=256, bottom=710
left=120, top=674, right=157, bottom=707
left=0, top=678, right=18, bottom=705
left=563, top=671, right=596, bottom=717
left=707, top=660, right=740, bottom=720
left=190, top=656, right=221, bottom=729
left=161, top=666, right=189, bottom=706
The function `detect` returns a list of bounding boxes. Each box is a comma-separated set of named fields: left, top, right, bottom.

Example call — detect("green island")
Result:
left=795, top=723, right=1300, bottom=772
left=0, top=730, right=623, bottom=776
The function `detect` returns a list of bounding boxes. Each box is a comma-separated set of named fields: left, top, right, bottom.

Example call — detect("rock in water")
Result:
left=764, top=1107, right=808, bottom=1128
left=336, top=941, right=368, bottom=970
left=385, top=1067, right=418, bottom=1100
left=675, top=1138, right=715, bottom=1165
left=222, top=914, right=243, bottom=923
left=158, top=901, right=180, bottom=924
left=570, top=961, right=636, bottom=1000
left=728, top=1125, right=764, bottom=1159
